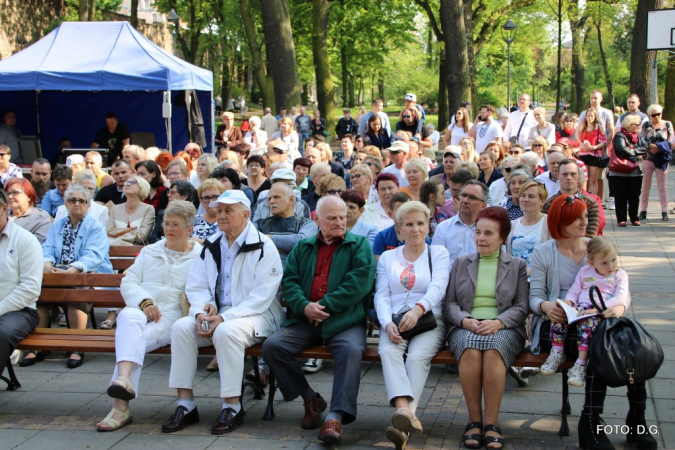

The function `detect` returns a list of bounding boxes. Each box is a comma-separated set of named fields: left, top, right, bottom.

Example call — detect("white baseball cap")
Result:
left=66, top=154, right=84, bottom=166
left=270, top=168, right=296, bottom=182
left=209, top=189, right=251, bottom=211
left=404, top=93, right=417, bottom=102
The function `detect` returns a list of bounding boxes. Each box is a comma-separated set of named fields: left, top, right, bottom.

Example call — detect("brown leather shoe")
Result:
left=161, top=406, right=199, bottom=433
left=301, top=393, right=327, bottom=429
left=317, top=419, right=343, bottom=445
left=244, top=366, right=269, bottom=388
left=211, top=407, right=244, bottom=435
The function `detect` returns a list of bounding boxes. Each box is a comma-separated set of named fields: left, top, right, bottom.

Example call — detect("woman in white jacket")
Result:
left=96, top=201, right=202, bottom=432
left=375, top=201, right=450, bottom=450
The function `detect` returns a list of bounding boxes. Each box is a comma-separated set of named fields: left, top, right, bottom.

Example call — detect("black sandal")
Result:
left=462, top=421, right=483, bottom=449
left=483, top=424, right=504, bottom=449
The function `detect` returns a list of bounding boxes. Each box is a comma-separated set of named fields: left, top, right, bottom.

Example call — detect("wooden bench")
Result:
left=2, top=273, right=575, bottom=437
left=109, top=245, right=144, bottom=272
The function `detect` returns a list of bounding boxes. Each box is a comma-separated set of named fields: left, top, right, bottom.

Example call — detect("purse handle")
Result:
left=589, top=285, right=607, bottom=312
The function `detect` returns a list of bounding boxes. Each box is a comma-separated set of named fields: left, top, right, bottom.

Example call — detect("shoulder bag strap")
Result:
left=427, top=245, right=433, bottom=280
left=516, top=112, right=528, bottom=139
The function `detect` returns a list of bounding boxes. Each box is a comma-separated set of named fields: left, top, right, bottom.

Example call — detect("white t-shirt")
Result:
left=448, top=124, right=469, bottom=145
left=475, top=120, right=503, bottom=153
left=504, top=109, right=537, bottom=148
left=506, top=215, right=549, bottom=268
left=382, top=164, right=409, bottom=188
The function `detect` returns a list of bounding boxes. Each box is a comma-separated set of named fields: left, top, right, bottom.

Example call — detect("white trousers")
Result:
left=111, top=306, right=175, bottom=398
left=168, top=315, right=263, bottom=398
left=378, top=316, right=446, bottom=415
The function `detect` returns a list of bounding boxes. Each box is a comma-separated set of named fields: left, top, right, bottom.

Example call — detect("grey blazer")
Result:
left=443, top=250, right=529, bottom=342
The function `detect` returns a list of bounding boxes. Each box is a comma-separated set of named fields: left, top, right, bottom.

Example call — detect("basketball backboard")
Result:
left=647, top=9, right=675, bottom=51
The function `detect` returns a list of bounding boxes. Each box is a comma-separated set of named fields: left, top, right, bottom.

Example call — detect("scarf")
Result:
left=621, top=127, right=638, bottom=144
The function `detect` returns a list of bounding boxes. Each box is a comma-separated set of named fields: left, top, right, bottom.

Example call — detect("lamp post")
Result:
left=501, top=18, right=517, bottom=109
left=167, top=9, right=180, bottom=56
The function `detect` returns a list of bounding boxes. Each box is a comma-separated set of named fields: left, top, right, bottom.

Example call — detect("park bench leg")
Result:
left=1, top=359, right=21, bottom=391
left=262, top=370, right=276, bottom=420
left=558, top=368, right=571, bottom=436
left=90, top=308, right=97, bottom=329
left=242, top=355, right=265, bottom=400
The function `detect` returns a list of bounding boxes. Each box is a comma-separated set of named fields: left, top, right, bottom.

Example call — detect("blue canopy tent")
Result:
left=0, top=21, right=214, bottom=162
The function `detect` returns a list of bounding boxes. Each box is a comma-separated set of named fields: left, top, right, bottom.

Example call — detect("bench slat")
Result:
left=112, top=260, right=135, bottom=271
left=109, top=246, right=144, bottom=257
left=42, top=273, right=124, bottom=287
left=39, top=289, right=123, bottom=305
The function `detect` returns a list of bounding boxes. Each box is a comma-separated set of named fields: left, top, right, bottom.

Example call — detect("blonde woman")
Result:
left=190, top=154, right=218, bottom=190
left=459, top=137, right=479, bottom=163
left=108, top=175, right=155, bottom=246
left=400, top=159, right=429, bottom=201
left=576, top=107, right=607, bottom=196
left=243, top=116, right=268, bottom=155
left=526, top=106, right=556, bottom=147
left=270, top=116, right=301, bottom=161
left=349, top=164, right=373, bottom=204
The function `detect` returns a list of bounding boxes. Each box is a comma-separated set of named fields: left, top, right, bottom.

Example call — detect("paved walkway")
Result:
left=1, top=183, right=674, bottom=450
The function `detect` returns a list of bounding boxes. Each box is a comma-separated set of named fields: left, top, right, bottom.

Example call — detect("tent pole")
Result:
left=211, top=91, right=215, bottom=154
left=35, top=91, right=41, bottom=141
left=166, top=90, right=172, bottom=154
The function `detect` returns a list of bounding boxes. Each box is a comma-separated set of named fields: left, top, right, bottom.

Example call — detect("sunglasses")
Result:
left=67, top=198, right=88, bottom=205
left=124, top=180, right=138, bottom=186
left=651, top=113, right=662, bottom=118
left=272, top=149, right=287, bottom=154
left=402, top=115, right=411, bottom=119
left=326, top=189, right=344, bottom=196
left=0, top=152, right=9, bottom=157
left=509, top=150, right=521, bottom=155
left=503, top=167, right=513, bottom=173
left=564, top=194, right=582, bottom=205
left=532, top=144, right=544, bottom=148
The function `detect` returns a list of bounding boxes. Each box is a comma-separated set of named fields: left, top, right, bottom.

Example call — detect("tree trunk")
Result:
left=260, top=0, right=302, bottom=111
left=441, top=0, right=471, bottom=114
left=569, top=2, right=587, bottom=113
left=427, top=27, right=434, bottom=69
left=348, top=74, right=355, bottom=108
left=312, top=0, right=335, bottom=133
left=79, top=0, right=95, bottom=21
left=239, top=0, right=274, bottom=109
left=596, top=21, right=616, bottom=111
left=630, top=0, right=663, bottom=104
left=438, top=47, right=449, bottom=129
left=130, top=0, right=139, bottom=28
left=378, top=79, right=386, bottom=106
left=301, top=83, right=310, bottom=106
left=341, top=44, right=348, bottom=107
left=664, top=57, right=675, bottom=122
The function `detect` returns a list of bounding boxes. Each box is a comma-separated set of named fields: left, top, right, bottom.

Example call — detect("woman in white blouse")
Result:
left=243, top=116, right=268, bottom=155
left=107, top=175, right=155, bottom=246
left=526, top=106, right=556, bottom=148
left=375, top=201, right=450, bottom=450
left=443, top=107, right=472, bottom=146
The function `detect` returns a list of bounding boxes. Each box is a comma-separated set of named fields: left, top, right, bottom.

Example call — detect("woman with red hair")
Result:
left=5, top=178, right=51, bottom=243
left=528, top=195, right=651, bottom=448
left=155, top=152, right=174, bottom=180
left=444, top=206, right=529, bottom=449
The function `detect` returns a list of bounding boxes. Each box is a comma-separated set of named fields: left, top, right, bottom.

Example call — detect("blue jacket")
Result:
left=41, top=188, right=63, bottom=217
left=653, top=141, right=672, bottom=171
left=43, top=214, right=113, bottom=274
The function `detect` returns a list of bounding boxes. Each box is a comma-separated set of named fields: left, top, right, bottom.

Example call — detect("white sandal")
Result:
left=96, top=407, right=133, bottom=432
left=106, top=375, right=136, bottom=401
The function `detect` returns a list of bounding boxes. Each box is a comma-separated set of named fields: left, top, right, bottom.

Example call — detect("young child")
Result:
left=540, top=236, right=630, bottom=386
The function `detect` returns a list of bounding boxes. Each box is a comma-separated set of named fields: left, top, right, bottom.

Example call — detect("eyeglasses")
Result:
left=248, top=164, right=261, bottom=169
left=124, top=180, right=138, bottom=186
left=651, top=113, right=662, bottom=118
left=6, top=190, right=24, bottom=197
left=503, top=167, right=513, bottom=173
left=565, top=194, right=581, bottom=205
left=163, top=222, right=187, bottom=230
left=200, top=195, right=220, bottom=202
left=351, top=174, right=363, bottom=179
left=532, top=144, right=544, bottom=148
left=402, top=115, right=411, bottom=119
left=67, top=198, right=88, bottom=205
left=326, top=189, right=344, bottom=196
left=459, top=192, right=486, bottom=203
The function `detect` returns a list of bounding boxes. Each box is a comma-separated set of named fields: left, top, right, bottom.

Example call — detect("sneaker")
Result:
left=606, top=197, right=615, bottom=210
left=519, top=367, right=540, bottom=378
left=540, top=351, right=566, bottom=375
left=302, top=359, right=324, bottom=373
left=568, top=363, right=587, bottom=387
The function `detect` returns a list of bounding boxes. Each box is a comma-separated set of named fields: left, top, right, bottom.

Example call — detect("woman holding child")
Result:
left=529, top=195, right=655, bottom=450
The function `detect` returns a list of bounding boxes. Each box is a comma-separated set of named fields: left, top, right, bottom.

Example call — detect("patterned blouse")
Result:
left=60, top=219, right=83, bottom=265
left=191, top=214, right=219, bottom=240
left=144, top=185, right=167, bottom=212
left=499, top=196, right=524, bottom=220
left=429, top=208, right=449, bottom=240
left=642, top=120, right=674, bottom=164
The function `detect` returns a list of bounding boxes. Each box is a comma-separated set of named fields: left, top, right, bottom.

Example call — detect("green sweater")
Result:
left=282, top=230, right=376, bottom=339
left=470, top=250, right=500, bottom=319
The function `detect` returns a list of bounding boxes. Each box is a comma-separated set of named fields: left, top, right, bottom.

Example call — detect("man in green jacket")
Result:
left=262, top=195, right=375, bottom=446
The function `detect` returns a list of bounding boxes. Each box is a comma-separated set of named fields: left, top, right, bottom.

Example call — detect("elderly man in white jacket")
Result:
left=163, top=190, right=284, bottom=436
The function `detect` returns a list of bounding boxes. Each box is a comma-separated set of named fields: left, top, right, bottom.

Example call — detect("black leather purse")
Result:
left=391, top=248, right=438, bottom=340
left=588, top=285, right=664, bottom=387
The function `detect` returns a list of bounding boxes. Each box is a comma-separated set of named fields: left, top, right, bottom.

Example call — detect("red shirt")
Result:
left=309, top=232, right=344, bottom=303
left=143, top=185, right=167, bottom=212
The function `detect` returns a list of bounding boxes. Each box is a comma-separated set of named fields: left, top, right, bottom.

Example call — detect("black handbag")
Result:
left=588, top=285, right=664, bottom=387
left=391, top=247, right=438, bottom=340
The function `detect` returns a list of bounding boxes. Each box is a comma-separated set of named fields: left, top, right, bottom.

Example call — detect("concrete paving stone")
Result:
left=0, top=429, right=41, bottom=449
left=73, top=393, right=176, bottom=420
left=207, top=437, right=311, bottom=449
left=3, top=369, right=66, bottom=392
left=110, top=434, right=217, bottom=450
left=15, top=429, right=128, bottom=450
left=652, top=420, right=674, bottom=449
left=36, top=370, right=113, bottom=393
left=1, top=391, right=100, bottom=416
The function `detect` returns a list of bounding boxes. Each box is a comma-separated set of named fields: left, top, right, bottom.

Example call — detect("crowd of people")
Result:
left=0, top=90, right=668, bottom=450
